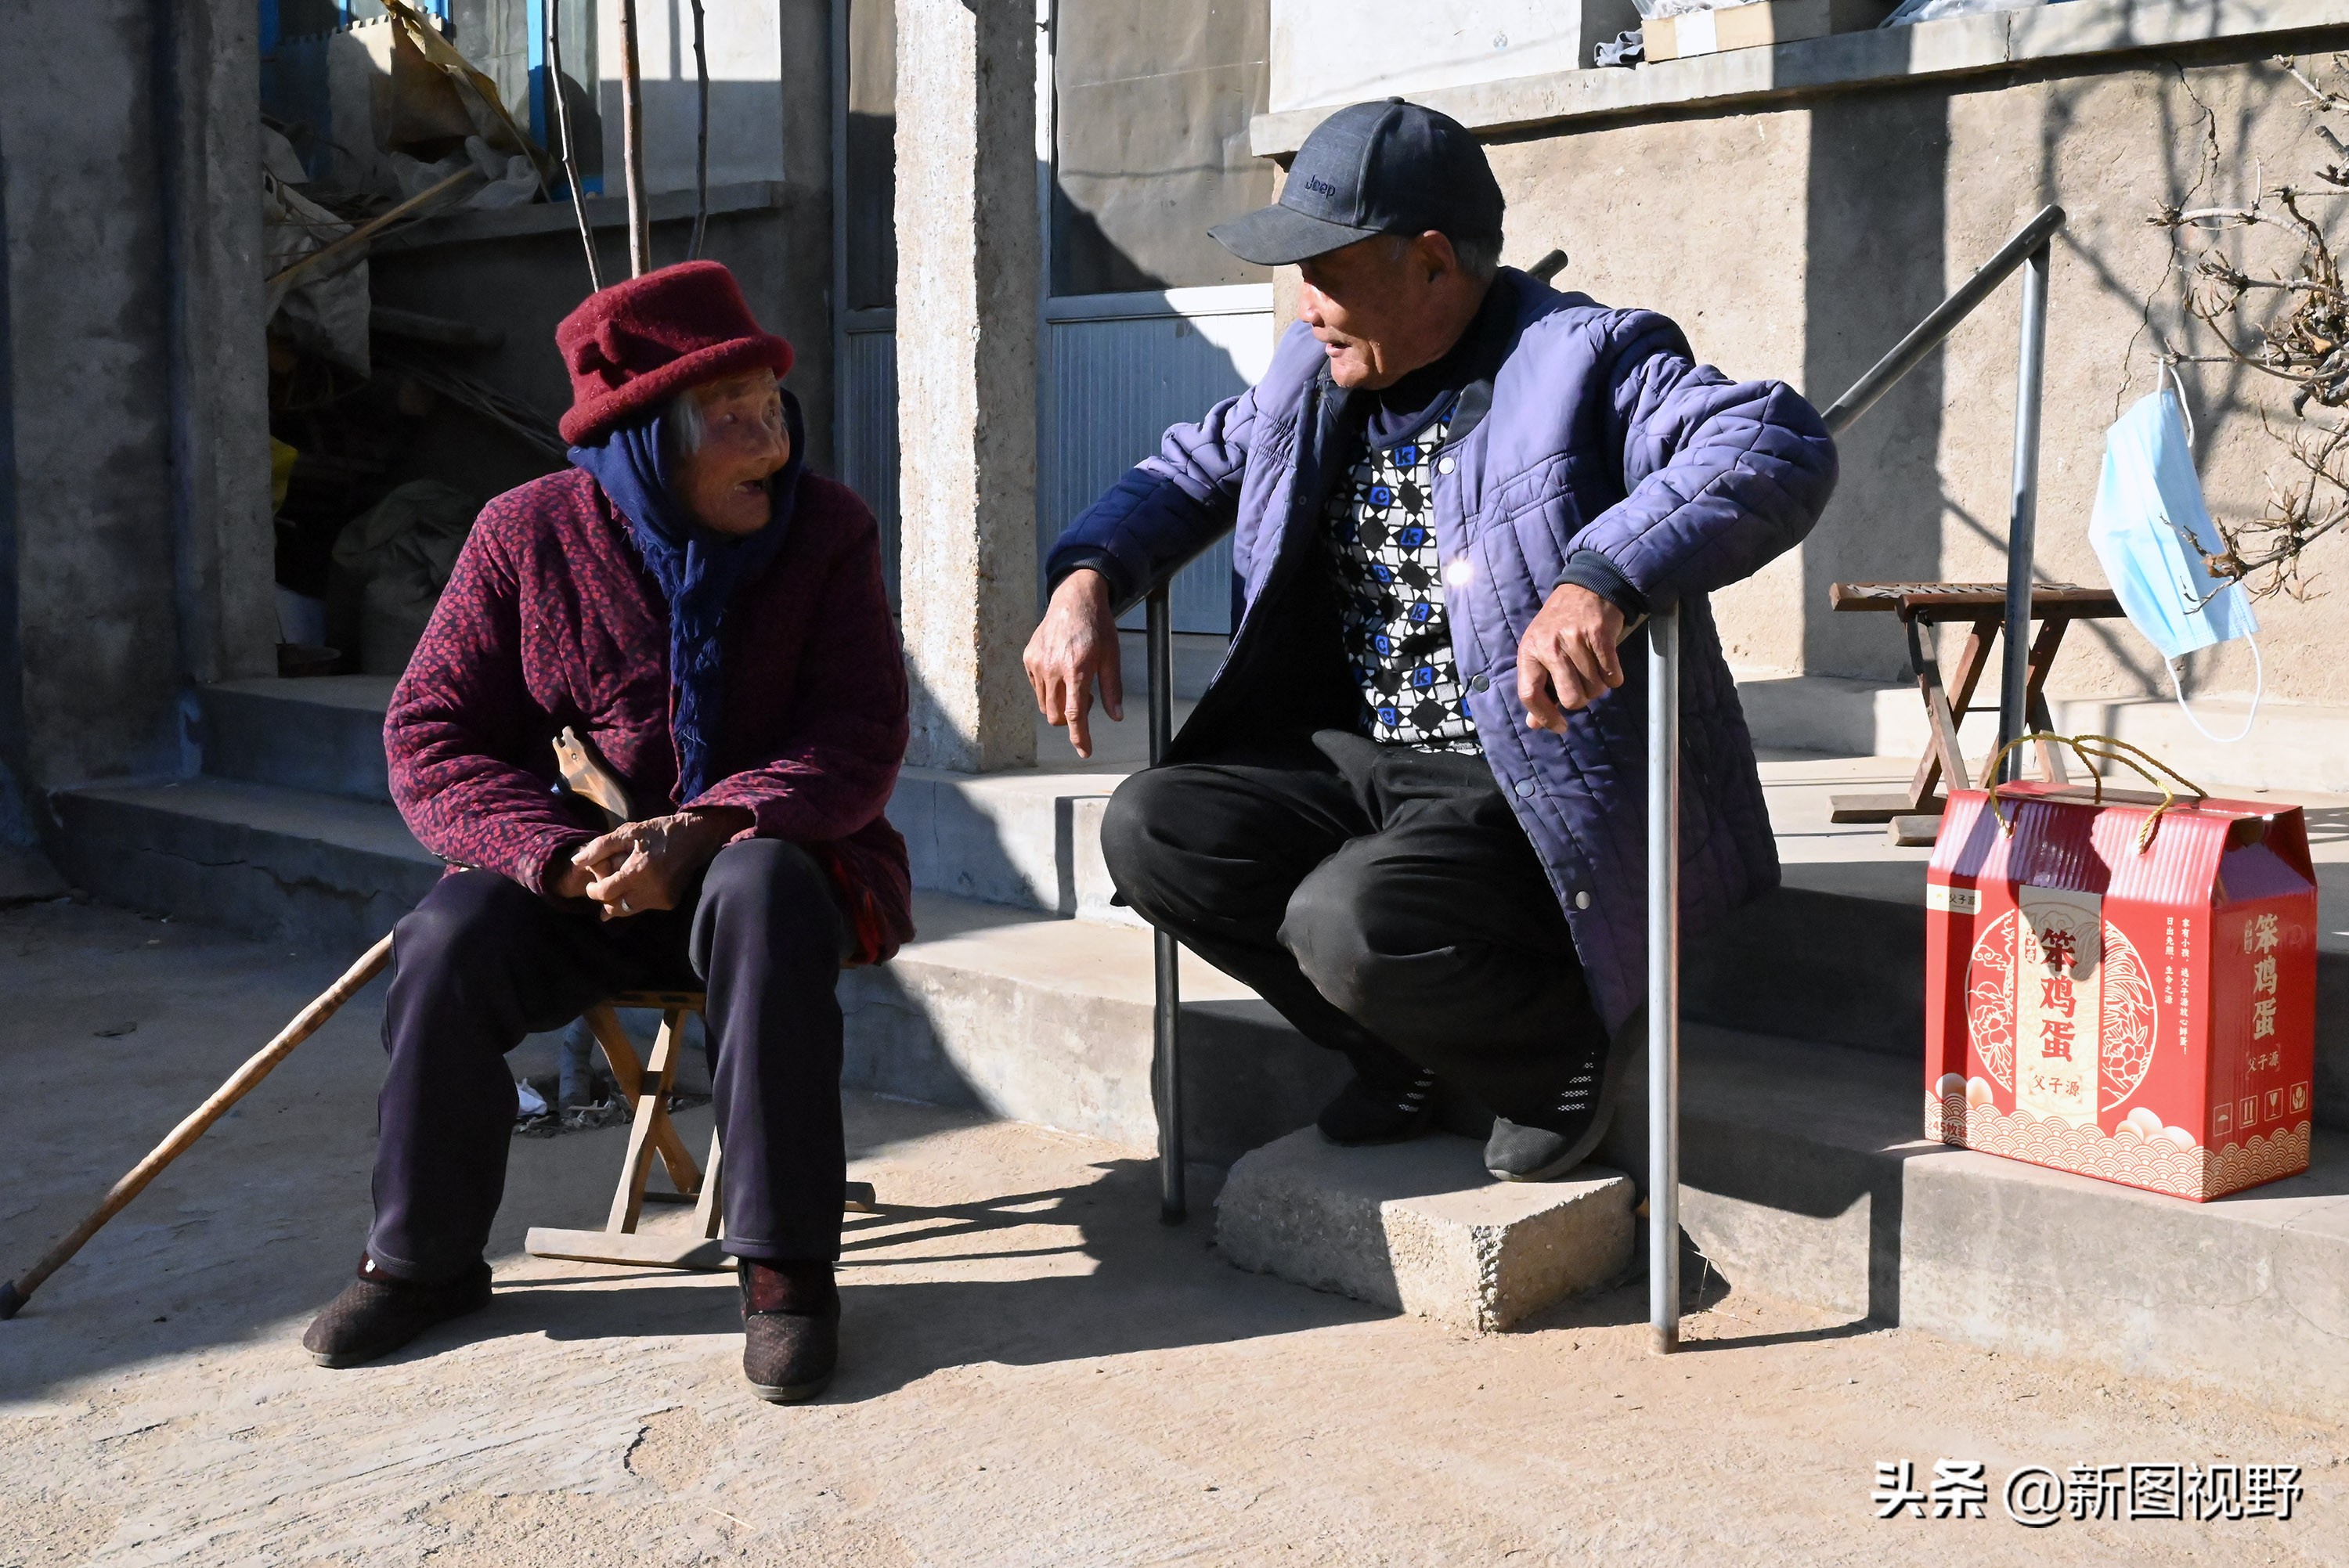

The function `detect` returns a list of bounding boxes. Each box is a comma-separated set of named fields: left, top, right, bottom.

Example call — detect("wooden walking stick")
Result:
left=0, top=932, right=396, bottom=1319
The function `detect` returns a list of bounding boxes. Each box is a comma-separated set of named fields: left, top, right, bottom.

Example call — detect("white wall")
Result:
left=599, top=0, right=786, bottom=191
left=1267, top=0, right=1638, bottom=113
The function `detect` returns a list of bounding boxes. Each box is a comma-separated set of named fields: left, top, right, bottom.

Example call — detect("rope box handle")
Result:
left=1985, top=732, right=2210, bottom=853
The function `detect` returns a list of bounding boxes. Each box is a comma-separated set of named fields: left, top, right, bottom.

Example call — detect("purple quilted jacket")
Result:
left=1048, top=270, right=1838, bottom=1032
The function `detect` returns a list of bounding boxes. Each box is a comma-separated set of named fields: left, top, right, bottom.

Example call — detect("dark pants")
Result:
left=1100, top=729, right=1605, bottom=1124
left=366, top=838, right=848, bottom=1281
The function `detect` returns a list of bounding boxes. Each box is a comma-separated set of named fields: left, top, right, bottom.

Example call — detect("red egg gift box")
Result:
left=1924, top=780, right=2316, bottom=1200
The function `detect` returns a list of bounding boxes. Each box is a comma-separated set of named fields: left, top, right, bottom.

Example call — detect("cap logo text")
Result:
left=1302, top=175, right=1337, bottom=198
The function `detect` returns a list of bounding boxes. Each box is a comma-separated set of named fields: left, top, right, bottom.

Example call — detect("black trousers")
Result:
left=366, top=838, right=848, bottom=1281
left=1099, top=729, right=1605, bottom=1124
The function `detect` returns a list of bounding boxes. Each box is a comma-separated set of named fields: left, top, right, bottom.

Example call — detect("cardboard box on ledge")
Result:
left=1924, top=780, right=2316, bottom=1201
left=1644, top=0, right=1891, bottom=63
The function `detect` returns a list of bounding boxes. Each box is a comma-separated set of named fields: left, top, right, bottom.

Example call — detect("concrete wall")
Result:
left=1052, top=0, right=1274, bottom=294
left=0, top=0, right=274, bottom=831
left=597, top=0, right=827, bottom=195
left=1469, top=34, right=2349, bottom=707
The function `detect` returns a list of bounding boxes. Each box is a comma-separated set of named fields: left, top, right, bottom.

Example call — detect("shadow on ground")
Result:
left=492, top=1154, right=1381, bottom=1403
left=0, top=900, right=1385, bottom=1405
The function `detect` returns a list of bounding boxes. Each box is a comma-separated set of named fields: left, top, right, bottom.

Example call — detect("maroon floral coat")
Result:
left=385, top=466, right=914, bottom=964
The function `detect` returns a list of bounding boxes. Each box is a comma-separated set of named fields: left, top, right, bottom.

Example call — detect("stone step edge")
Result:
left=52, top=776, right=442, bottom=952
left=868, top=914, right=2349, bottom=1418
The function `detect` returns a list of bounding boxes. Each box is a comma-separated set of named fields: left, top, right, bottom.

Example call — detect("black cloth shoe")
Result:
left=1316, top=1065, right=1439, bottom=1146
left=302, top=1253, right=492, bottom=1368
left=1485, top=1026, right=1636, bottom=1182
left=740, top=1260, right=839, bottom=1404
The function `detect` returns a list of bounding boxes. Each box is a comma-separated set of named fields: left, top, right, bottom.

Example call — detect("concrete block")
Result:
left=1214, top=1128, right=1637, bottom=1332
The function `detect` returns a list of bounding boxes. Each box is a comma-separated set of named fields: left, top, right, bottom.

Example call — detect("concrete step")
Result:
left=850, top=893, right=2347, bottom=1418
left=1737, top=669, right=2349, bottom=797
left=52, top=774, right=442, bottom=952
left=887, top=747, right=2349, bottom=1128
left=111, top=670, right=2349, bottom=1136
left=1670, top=1021, right=2349, bottom=1426
left=196, top=676, right=398, bottom=803
left=889, top=767, right=1135, bottom=926
left=186, top=672, right=1165, bottom=925
left=842, top=891, right=1350, bottom=1166
left=889, top=696, right=1197, bottom=925
left=43, top=743, right=2343, bottom=1419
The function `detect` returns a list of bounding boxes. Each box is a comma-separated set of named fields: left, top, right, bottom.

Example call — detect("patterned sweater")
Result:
left=384, top=465, right=915, bottom=964
left=1321, top=409, right=1479, bottom=753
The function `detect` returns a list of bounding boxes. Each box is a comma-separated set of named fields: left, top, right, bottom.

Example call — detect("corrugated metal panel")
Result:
left=1043, top=302, right=1276, bottom=633
left=840, top=326, right=900, bottom=607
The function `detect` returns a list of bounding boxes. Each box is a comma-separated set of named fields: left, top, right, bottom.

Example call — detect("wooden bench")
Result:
left=1824, top=582, right=2125, bottom=830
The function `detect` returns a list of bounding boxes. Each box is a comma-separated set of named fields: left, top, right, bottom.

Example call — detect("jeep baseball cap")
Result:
left=1209, top=98, right=1504, bottom=267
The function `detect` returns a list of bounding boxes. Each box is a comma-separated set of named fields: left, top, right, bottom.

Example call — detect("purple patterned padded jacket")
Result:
left=1048, top=270, right=1838, bottom=1031
left=385, top=466, right=914, bottom=964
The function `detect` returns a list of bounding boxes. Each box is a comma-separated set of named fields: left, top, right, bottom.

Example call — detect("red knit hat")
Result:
left=555, top=261, right=795, bottom=445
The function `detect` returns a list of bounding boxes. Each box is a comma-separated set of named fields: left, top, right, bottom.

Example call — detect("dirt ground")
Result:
left=1, top=898, right=2343, bottom=1566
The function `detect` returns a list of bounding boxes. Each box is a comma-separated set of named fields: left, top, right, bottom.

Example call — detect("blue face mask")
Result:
left=2087, top=383, right=2262, bottom=742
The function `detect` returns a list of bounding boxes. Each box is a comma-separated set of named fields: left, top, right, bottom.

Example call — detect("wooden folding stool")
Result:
left=523, top=989, right=875, bottom=1272
left=1822, top=581, right=2126, bottom=842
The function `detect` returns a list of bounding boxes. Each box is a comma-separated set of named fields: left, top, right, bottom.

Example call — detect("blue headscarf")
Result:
left=568, top=389, right=805, bottom=802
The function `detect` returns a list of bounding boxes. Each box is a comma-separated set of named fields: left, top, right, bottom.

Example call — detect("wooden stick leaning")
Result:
left=547, top=0, right=602, bottom=293
left=0, top=932, right=396, bottom=1320
left=616, top=0, right=651, bottom=277
left=687, top=0, right=710, bottom=262
left=265, top=169, right=475, bottom=295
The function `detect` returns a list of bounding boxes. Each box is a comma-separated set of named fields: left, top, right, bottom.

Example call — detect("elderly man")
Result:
left=302, top=262, right=911, bottom=1402
left=1026, top=100, right=1836, bottom=1180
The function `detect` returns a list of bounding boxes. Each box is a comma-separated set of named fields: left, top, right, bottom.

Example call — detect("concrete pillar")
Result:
left=162, top=0, right=277, bottom=690
left=893, top=0, right=1039, bottom=773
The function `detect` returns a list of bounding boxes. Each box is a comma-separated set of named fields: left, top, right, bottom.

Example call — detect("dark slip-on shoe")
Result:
left=1485, top=1025, right=1638, bottom=1183
left=302, top=1254, right=493, bottom=1368
left=739, top=1262, right=839, bottom=1404
left=1316, top=1067, right=1440, bottom=1147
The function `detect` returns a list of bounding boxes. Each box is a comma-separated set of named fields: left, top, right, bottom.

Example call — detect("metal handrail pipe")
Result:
left=1819, top=204, right=2065, bottom=437
left=1998, top=245, right=2054, bottom=777
left=1646, top=604, right=1683, bottom=1354
left=1146, top=584, right=1187, bottom=1222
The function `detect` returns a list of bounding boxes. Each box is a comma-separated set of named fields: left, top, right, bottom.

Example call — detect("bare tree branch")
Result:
left=2148, top=54, right=2349, bottom=597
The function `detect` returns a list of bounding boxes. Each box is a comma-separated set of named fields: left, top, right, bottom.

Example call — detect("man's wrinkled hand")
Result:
left=1517, top=582, right=1627, bottom=733
left=568, top=808, right=750, bottom=919
left=1022, top=568, right=1124, bottom=760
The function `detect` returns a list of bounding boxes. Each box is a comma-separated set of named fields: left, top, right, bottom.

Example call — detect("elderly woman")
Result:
left=301, top=262, right=911, bottom=1403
